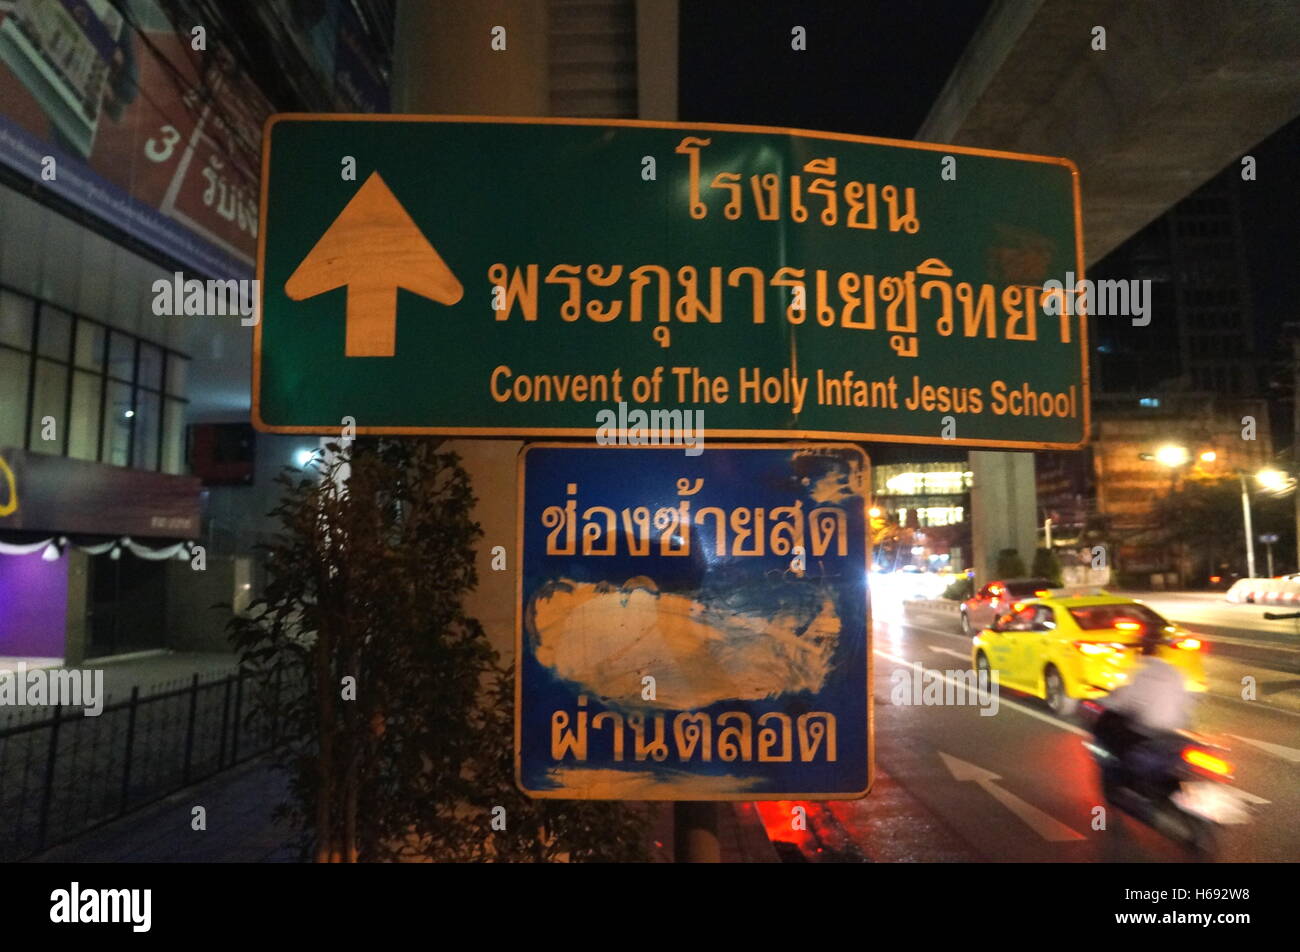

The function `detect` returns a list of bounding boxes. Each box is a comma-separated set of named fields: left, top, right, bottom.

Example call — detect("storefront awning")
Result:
left=0, top=448, right=200, bottom=539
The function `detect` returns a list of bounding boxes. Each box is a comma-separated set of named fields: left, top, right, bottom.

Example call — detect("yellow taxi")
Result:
left=970, top=591, right=1208, bottom=717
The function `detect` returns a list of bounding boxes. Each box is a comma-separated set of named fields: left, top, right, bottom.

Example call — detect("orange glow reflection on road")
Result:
left=754, top=800, right=820, bottom=855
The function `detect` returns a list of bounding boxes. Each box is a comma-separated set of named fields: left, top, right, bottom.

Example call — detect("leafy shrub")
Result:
left=994, top=548, right=1027, bottom=579
left=941, top=576, right=974, bottom=601
left=1030, top=547, right=1064, bottom=587
left=228, top=438, right=647, bottom=862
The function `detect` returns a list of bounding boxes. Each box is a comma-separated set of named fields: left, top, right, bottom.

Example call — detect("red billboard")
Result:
left=0, top=0, right=389, bottom=279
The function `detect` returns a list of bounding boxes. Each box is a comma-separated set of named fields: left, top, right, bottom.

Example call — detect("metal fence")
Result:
left=0, top=666, right=288, bottom=862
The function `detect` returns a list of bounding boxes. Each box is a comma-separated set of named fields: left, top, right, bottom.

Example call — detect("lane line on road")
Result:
left=1199, top=689, right=1300, bottom=720
left=890, top=615, right=1300, bottom=721
left=873, top=646, right=1272, bottom=805
left=1228, top=734, right=1300, bottom=764
left=928, top=645, right=970, bottom=660
left=874, top=646, right=1088, bottom=737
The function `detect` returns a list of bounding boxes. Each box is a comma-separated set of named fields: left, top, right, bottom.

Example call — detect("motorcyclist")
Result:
left=1097, top=635, right=1194, bottom=795
left=1107, top=637, right=1193, bottom=732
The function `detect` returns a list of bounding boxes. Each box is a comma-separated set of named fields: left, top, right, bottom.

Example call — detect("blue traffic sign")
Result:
left=516, top=443, right=871, bottom=800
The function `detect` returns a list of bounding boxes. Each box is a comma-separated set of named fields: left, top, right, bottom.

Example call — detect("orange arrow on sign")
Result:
left=284, top=171, right=464, bottom=357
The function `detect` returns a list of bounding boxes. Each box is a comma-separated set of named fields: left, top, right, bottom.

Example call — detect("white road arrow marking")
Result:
left=938, top=752, right=1086, bottom=841
left=1229, top=734, right=1300, bottom=764
left=929, top=645, right=970, bottom=660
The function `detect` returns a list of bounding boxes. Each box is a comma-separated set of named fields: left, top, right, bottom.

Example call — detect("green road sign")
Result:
left=255, top=115, right=1086, bottom=449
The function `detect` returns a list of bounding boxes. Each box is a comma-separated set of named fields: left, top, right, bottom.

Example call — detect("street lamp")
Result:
left=1138, top=445, right=1192, bottom=585
left=1154, top=444, right=1190, bottom=467
left=1234, top=468, right=1293, bottom=578
left=1138, top=446, right=1274, bottom=581
left=1257, top=469, right=1289, bottom=493
left=1238, top=472, right=1258, bottom=578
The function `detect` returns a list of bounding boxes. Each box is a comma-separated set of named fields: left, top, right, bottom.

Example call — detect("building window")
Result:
left=68, top=370, right=102, bottom=460
left=0, top=284, right=189, bottom=472
left=102, top=380, right=134, bottom=467
left=916, top=506, right=965, bottom=527
left=28, top=358, right=68, bottom=448
left=0, top=348, right=29, bottom=447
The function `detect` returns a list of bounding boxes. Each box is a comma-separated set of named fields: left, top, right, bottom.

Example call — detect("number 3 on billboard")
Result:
left=146, top=125, right=181, bottom=163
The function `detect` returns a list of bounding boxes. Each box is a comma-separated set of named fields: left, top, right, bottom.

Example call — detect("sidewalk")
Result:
left=87, top=652, right=242, bottom=702
left=34, top=753, right=962, bottom=863
left=0, top=652, right=240, bottom=718
left=33, top=756, right=296, bottom=863
left=15, top=649, right=782, bottom=863
left=34, top=753, right=782, bottom=863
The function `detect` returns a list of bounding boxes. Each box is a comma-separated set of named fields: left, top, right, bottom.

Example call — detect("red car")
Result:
left=960, top=578, right=1055, bottom=635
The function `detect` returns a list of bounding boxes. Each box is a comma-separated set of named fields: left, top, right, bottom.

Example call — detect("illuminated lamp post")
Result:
left=1138, top=444, right=1191, bottom=585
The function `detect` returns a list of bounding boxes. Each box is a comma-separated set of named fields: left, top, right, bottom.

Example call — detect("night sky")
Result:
left=680, top=0, right=991, bottom=141
left=680, top=0, right=992, bottom=465
left=679, top=0, right=1298, bottom=460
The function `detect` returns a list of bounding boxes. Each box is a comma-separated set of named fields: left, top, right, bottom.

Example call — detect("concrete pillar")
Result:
left=392, top=1, right=550, bottom=117
left=636, top=0, right=678, bottom=121
left=968, top=451, right=1038, bottom=583
left=1294, top=337, right=1300, bottom=574
left=391, top=1, right=549, bottom=661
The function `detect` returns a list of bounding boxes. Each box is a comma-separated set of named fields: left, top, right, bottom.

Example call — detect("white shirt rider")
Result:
left=1106, top=654, right=1192, bottom=733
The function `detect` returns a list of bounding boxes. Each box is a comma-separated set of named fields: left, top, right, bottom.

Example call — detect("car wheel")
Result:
left=1044, top=665, right=1078, bottom=718
left=975, top=652, right=996, bottom=695
left=960, top=611, right=972, bottom=636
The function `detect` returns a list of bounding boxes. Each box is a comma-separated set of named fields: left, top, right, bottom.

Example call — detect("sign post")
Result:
left=256, top=113, right=1086, bottom=857
left=1260, top=533, right=1279, bottom=577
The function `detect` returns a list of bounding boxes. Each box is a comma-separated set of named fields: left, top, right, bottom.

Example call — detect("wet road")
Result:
left=769, top=600, right=1300, bottom=862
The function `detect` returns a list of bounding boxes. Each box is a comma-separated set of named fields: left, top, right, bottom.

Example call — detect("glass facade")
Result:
left=0, top=285, right=189, bottom=473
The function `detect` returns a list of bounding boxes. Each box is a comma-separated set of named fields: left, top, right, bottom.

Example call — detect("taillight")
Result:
left=1074, top=641, right=1122, bottom=656
left=1173, top=636, right=1201, bottom=651
left=1182, top=748, right=1231, bottom=777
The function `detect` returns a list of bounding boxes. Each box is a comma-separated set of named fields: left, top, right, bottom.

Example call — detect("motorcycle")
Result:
left=1080, top=699, right=1248, bottom=859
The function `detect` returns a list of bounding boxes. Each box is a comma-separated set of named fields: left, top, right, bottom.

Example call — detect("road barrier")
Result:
left=1226, top=577, right=1300, bottom=605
